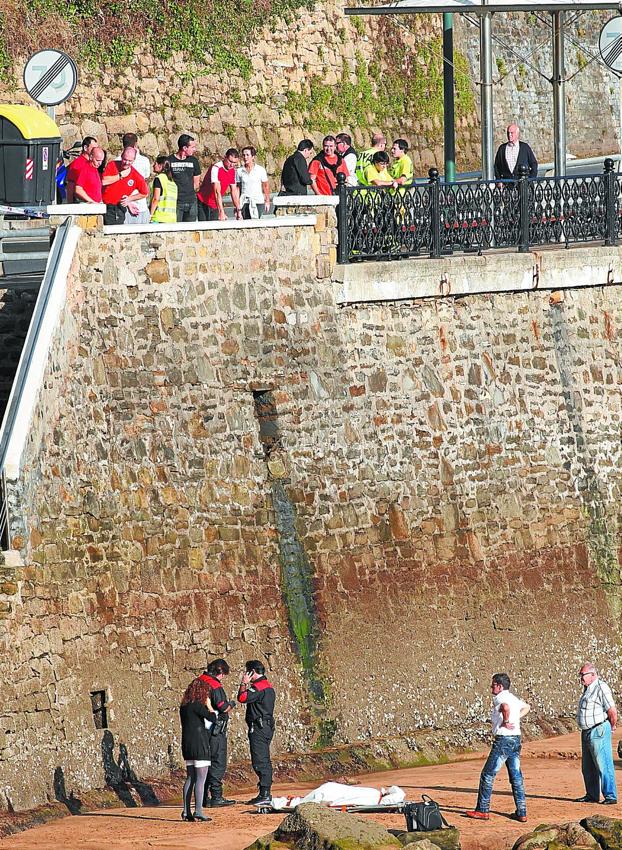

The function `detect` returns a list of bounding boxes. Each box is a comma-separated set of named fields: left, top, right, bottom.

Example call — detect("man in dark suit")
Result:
left=280, top=139, right=314, bottom=195
left=494, top=123, right=538, bottom=179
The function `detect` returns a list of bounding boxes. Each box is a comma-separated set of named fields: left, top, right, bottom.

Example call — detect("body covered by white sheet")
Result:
left=271, top=782, right=406, bottom=810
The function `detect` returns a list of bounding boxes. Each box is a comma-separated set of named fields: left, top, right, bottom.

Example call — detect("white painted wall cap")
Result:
left=47, top=203, right=106, bottom=214
left=273, top=195, right=339, bottom=207
left=102, top=215, right=316, bottom=235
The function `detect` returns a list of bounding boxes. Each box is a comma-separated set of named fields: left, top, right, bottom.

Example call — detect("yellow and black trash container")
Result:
left=0, top=105, right=62, bottom=207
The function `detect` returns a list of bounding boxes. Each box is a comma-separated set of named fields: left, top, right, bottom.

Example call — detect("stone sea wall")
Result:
left=1, top=213, right=622, bottom=810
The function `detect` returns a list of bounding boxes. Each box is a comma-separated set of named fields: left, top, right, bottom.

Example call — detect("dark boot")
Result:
left=210, top=796, right=236, bottom=807
left=254, top=787, right=272, bottom=806
left=247, top=790, right=263, bottom=804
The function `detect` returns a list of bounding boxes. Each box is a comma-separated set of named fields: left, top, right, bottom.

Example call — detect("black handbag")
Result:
left=404, top=795, right=449, bottom=832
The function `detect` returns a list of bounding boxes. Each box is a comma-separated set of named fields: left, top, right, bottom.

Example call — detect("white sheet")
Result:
left=271, top=782, right=406, bottom=810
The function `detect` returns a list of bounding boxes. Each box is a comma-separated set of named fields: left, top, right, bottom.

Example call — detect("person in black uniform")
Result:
left=280, top=140, right=314, bottom=196
left=179, top=677, right=217, bottom=822
left=200, top=658, right=236, bottom=807
left=238, top=660, right=276, bottom=805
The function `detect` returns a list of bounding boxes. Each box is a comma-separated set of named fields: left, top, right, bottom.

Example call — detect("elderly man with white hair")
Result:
left=494, top=123, right=538, bottom=180
left=576, top=662, right=618, bottom=805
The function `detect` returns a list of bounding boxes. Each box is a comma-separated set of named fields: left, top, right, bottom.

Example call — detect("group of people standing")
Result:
left=179, top=658, right=276, bottom=823
left=280, top=132, right=414, bottom=197
left=179, top=658, right=617, bottom=826
left=466, top=663, right=617, bottom=824
left=61, top=122, right=538, bottom=231
left=63, top=133, right=271, bottom=226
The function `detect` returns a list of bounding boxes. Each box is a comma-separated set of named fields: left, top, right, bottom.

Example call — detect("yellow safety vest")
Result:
left=151, top=173, right=178, bottom=223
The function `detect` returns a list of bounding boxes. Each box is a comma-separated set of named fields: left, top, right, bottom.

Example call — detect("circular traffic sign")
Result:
left=23, top=49, right=78, bottom=106
left=600, top=17, right=622, bottom=76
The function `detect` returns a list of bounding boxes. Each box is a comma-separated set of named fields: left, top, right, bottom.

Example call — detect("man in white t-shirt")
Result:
left=466, top=673, right=530, bottom=823
left=116, top=133, right=151, bottom=224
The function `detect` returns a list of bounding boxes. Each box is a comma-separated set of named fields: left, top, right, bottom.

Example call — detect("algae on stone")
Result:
left=395, top=826, right=460, bottom=850
left=252, top=802, right=402, bottom=850
left=581, top=815, right=622, bottom=850
left=512, top=821, right=599, bottom=850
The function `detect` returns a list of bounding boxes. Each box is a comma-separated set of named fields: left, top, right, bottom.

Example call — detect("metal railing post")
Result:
left=429, top=168, right=441, bottom=258
left=336, top=172, right=349, bottom=264
left=603, top=158, right=617, bottom=247
left=517, top=164, right=530, bottom=253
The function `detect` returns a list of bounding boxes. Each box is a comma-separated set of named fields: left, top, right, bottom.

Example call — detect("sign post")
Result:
left=23, top=49, right=78, bottom=119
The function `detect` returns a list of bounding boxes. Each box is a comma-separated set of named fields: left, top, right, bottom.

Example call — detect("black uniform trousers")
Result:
left=249, top=724, right=274, bottom=789
left=206, top=732, right=227, bottom=797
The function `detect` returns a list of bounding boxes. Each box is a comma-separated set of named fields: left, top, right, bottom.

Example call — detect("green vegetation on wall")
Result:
left=0, top=0, right=314, bottom=81
left=286, top=29, right=475, bottom=134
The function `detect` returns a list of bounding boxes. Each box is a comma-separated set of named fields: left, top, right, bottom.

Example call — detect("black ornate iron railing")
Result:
left=336, top=159, right=621, bottom=263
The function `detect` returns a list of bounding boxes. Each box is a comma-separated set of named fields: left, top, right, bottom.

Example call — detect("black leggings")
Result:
left=182, top=764, right=209, bottom=816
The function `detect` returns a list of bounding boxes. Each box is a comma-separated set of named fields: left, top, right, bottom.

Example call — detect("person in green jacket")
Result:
left=355, top=132, right=386, bottom=186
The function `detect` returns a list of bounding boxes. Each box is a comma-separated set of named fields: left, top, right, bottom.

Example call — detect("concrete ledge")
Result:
left=103, top=215, right=316, bottom=235
left=335, top=245, right=622, bottom=304
left=273, top=195, right=339, bottom=208
left=47, top=203, right=106, bottom=215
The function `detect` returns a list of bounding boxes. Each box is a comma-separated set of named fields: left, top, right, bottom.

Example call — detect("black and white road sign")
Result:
left=23, top=50, right=78, bottom=106
left=600, top=17, right=622, bottom=76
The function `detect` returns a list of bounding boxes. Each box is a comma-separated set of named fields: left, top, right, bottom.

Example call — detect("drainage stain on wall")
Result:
left=252, top=390, right=330, bottom=734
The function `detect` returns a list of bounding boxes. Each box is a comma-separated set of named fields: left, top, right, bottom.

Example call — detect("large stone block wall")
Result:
left=0, top=2, right=480, bottom=175
left=2, top=217, right=622, bottom=810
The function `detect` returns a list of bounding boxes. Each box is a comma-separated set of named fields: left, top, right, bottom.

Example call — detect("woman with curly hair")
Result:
left=180, top=677, right=217, bottom=822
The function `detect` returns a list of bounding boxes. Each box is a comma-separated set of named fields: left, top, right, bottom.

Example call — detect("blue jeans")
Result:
left=582, top=721, right=617, bottom=802
left=476, top=736, right=526, bottom=816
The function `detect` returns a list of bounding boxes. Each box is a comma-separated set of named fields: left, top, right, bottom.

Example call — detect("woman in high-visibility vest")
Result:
left=150, top=156, right=178, bottom=223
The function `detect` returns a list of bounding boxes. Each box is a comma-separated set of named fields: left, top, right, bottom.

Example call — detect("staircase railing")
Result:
left=0, top=217, right=72, bottom=550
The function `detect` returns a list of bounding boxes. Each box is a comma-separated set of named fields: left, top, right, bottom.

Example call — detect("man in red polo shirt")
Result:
left=66, top=136, right=98, bottom=202
left=73, top=146, right=104, bottom=204
left=102, top=147, right=149, bottom=225
left=197, top=148, right=242, bottom=221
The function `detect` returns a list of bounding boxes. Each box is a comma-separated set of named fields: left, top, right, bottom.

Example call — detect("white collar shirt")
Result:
left=505, top=141, right=519, bottom=174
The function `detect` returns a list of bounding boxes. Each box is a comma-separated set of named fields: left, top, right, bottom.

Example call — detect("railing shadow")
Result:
left=101, top=730, right=160, bottom=807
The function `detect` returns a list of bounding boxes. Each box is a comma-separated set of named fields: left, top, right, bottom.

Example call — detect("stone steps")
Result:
left=0, top=550, right=21, bottom=618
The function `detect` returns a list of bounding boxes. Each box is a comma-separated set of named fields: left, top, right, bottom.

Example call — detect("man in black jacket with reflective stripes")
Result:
left=238, top=660, right=276, bottom=805
left=200, top=658, right=236, bottom=807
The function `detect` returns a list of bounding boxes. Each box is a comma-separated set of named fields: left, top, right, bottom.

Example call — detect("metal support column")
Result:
left=552, top=10, right=566, bottom=176
left=480, top=4, right=494, bottom=180
left=443, top=12, right=456, bottom=182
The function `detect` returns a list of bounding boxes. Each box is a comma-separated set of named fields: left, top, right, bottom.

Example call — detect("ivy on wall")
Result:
left=0, top=0, right=314, bottom=81
left=286, top=30, right=475, bottom=134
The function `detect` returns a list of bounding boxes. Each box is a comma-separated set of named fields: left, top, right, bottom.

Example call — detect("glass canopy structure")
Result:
left=345, top=0, right=621, bottom=178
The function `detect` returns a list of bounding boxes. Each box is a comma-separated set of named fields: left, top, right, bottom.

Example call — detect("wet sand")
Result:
left=1, top=730, right=620, bottom=850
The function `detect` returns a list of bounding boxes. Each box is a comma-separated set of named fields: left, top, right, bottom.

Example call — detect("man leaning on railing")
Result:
left=494, top=123, right=538, bottom=180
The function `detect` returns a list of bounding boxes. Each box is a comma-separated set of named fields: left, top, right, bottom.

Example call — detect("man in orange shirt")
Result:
left=102, top=147, right=149, bottom=225
left=309, top=136, right=348, bottom=196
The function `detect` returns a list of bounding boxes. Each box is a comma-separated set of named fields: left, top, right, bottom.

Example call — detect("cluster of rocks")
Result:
left=512, top=815, right=622, bottom=850
left=246, top=806, right=622, bottom=850
left=244, top=802, right=460, bottom=850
